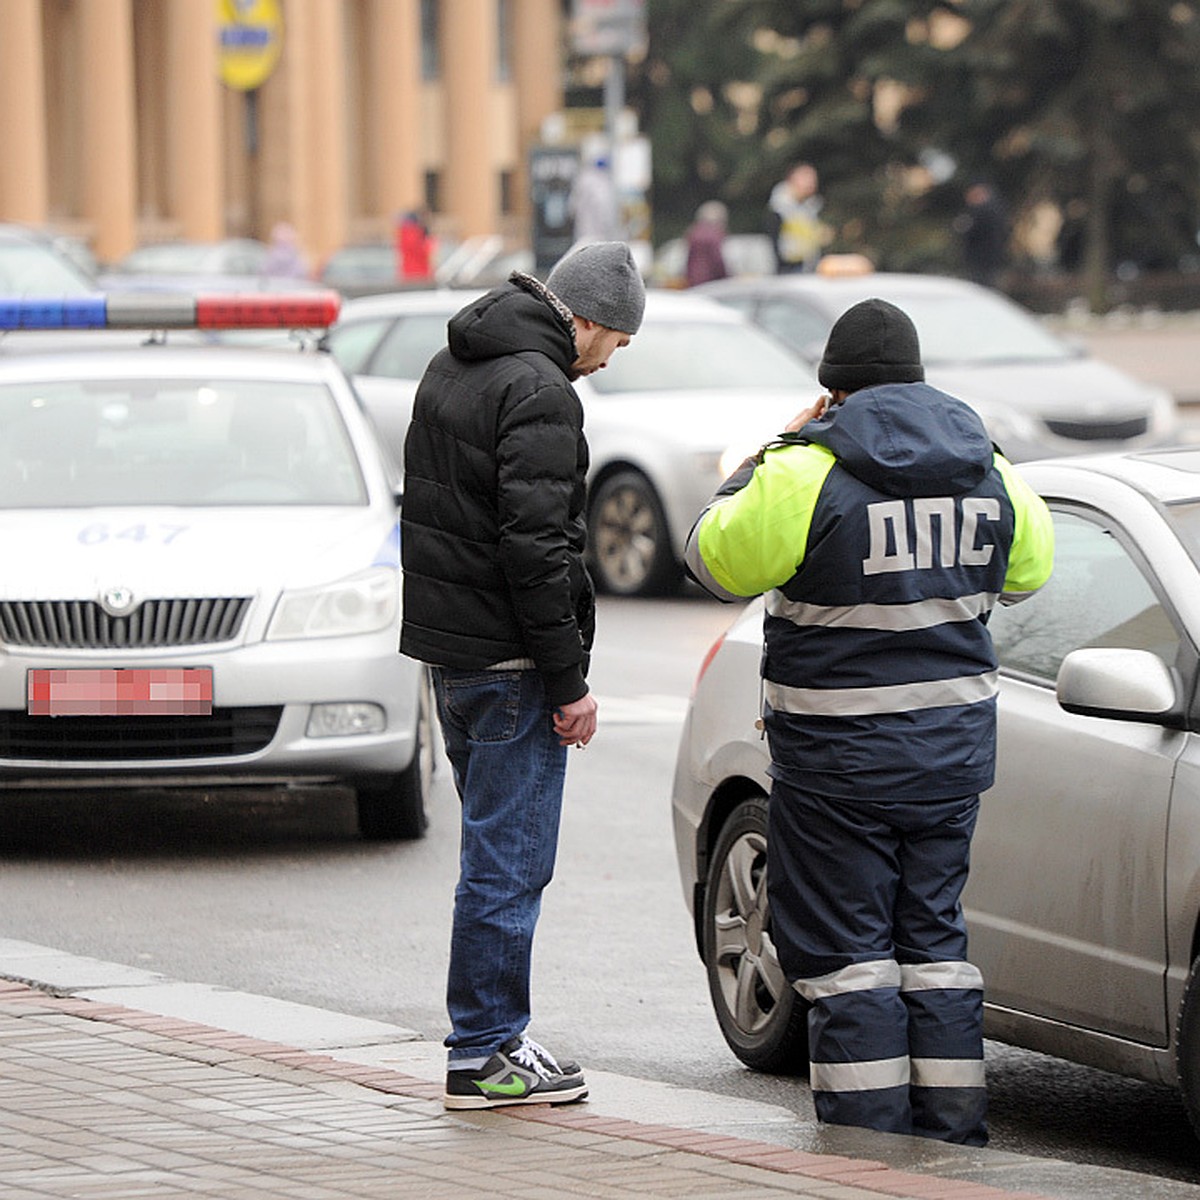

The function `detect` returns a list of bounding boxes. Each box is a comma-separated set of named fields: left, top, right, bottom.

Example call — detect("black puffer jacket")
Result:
left=399, top=273, right=595, bottom=707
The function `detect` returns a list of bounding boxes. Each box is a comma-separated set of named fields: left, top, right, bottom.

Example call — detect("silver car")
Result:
left=0, top=223, right=99, bottom=295
left=328, top=287, right=818, bottom=597
left=0, top=294, right=432, bottom=841
left=671, top=445, right=1200, bottom=1132
left=699, top=270, right=1180, bottom=462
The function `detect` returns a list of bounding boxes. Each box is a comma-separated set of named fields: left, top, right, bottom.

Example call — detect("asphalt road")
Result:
left=1, top=592, right=1200, bottom=1185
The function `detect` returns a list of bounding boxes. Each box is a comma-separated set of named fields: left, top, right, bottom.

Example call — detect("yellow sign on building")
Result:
left=216, top=0, right=283, bottom=92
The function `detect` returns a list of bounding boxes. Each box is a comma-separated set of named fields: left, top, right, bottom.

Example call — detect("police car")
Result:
left=0, top=292, right=432, bottom=840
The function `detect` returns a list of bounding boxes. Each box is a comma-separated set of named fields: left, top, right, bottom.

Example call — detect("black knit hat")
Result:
left=818, top=298, right=924, bottom=392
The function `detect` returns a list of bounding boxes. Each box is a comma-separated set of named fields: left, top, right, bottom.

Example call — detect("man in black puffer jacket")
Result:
left=400, top=242, right=645, bottom=1111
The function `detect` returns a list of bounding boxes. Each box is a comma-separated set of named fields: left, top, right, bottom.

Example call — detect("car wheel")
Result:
left=587, top=470, right=680, bottom=597
left=703, top=794, right=809, bottom=1074
left=355, top=669, right=436, bottom=841
left=1175, top=957, right=1200, bottom=1134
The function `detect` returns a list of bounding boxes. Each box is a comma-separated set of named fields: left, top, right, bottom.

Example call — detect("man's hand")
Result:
left=784, top=394, right=833, bottom=433
left=554, top=693, right=598, bottom=748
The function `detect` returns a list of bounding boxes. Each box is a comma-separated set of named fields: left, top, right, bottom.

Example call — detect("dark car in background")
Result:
left=699, top=268, right=1180, bottom=462
left=98, top=239, right=323, bottom=296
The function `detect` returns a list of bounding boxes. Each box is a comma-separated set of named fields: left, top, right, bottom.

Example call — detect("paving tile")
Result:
left=0, top=981, right=1078, bottom=1200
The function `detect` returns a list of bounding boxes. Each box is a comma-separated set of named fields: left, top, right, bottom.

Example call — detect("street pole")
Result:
left=604, top=54, right=625, bottom=238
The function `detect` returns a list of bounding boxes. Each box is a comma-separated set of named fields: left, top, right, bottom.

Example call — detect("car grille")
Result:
left=1043, top=415, right=1149, bottom=442
left=0, top=706, right=282, bottom=760
left=0, top=597, right=252, bottom=649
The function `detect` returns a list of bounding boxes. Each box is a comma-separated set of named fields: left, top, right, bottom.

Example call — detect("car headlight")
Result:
left=958, top=399, right=1041, bottom=454
left=718, top=443, right=762, bottom=480
left=1146, top=386, right=1179, bottom=438
left=267, top=567, right=399, bottom=641
left=693, top=444, right=761, bottom=483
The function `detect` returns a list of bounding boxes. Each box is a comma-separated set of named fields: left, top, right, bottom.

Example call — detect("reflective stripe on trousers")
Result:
left=797, top=957, right=987, bottom=1145
left=768, top=782, right=988, bottom=1146
left=902, top=960, right=987, bottom=1143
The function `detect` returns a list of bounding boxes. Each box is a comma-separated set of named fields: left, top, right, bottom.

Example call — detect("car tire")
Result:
left=703, top=794, right=810, bottom=1075
left=1175, top=956, right=1200, bottom=1134
left=354, top=669, right=436, bottom=841
left=587, top=470, right=680, bottom=597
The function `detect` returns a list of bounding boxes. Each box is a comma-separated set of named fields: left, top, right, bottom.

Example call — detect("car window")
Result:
left=0, top=379, right=367, bottom=508
left=902, top=291, right=1075, bottom=365
left=0, top=242, right=96, bottom=295
left=1164, top=498, right=1200, bottom=574
left=322, top=246, right=394, bottom=284
left=120, top=245, right=211, bottom=274
left=713, top=294, right=754, bottom=318
left=587, top=320, right=813, bottom=394
left=367, top=314, right=451, bottom=380
left=756, top=297, right=830, bottom=359
left=228, top=248, right=265, bottom=274
left=326, top=318, right=395, bottom=374
left=989, top=508, right=1180, bottom=680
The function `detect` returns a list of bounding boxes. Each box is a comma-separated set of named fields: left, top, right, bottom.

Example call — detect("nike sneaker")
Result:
left=520, top=1034, right=583, bottom=1080
left=444, top=1034, right=588, bottom=1110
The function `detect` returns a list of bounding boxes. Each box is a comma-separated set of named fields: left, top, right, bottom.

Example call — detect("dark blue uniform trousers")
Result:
left=767, top=782, right=988, bottom=1146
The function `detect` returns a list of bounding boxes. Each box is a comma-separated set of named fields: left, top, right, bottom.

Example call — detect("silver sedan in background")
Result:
left=329, top=287, right=818, bottom=597
left=699, top=269, right=1180, bottom=462
left=671, top=446, right=1200, bottom=1137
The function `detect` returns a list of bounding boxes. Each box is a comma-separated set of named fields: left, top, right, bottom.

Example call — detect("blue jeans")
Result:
left=431, top=666, right=568, bottom=1064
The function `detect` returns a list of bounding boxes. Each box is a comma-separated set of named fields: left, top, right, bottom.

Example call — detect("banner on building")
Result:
left=216, top=0, right=283, bottom=92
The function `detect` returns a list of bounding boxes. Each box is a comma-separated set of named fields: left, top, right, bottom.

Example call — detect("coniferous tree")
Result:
left=636, top=0, right=1200, bottom=307
left=953, top=0, right=1200, bottom=308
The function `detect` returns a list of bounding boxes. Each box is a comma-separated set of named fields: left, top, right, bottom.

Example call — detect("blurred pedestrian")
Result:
left=568, top=146, right=621, bottom=244
left=262, top=222, right=309, bottom=279
left=684, top=200, right=729, bottom=287
left=686, top=298, right=1054, bottom=1146
left=954, top=180, right=1009, bottom=289
left=395, top=210, right=435, bottom=282
left=400, top=243, right=645, bottom=1111
left=765, top=162, right=832, bottom=273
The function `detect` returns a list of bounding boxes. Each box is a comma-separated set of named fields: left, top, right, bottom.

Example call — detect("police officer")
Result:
left=685, top=298, right=1054, bottom=1145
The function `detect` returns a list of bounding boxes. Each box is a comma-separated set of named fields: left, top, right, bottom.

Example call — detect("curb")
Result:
left=0, top=976, right=1049, bottom=1200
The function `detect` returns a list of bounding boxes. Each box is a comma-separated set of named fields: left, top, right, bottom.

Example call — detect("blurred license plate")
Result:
left=27, top=668, right=213, bottom=716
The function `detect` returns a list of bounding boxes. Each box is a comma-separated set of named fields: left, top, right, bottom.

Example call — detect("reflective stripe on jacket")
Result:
left=687, top=381, right=1054, bottom=799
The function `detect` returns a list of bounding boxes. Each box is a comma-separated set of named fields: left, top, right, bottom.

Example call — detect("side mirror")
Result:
left=1056, top=647, right=1179, bottom=725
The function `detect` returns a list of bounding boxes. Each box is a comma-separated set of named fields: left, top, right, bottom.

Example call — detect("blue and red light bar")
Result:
left=0, top=291, right=342, bottom=332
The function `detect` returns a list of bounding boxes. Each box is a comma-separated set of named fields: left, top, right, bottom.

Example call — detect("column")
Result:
left=511, top=0, right=562, bottom=227
left=165, top=0, right=223, bottom=240
left=0, top=0, right=49, bottom=223
left=442, top=0, right=495, bottom=238
left=78, top=0, right=138, bottom=261
left=285, top=0, right=348, bottom=265
left=77, top=0, right=138, bottom=261
left=367, top=0, right=423, bottom=217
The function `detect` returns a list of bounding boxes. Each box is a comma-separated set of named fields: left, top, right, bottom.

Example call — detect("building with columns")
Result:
left=0, top=0, right=565, bottom=268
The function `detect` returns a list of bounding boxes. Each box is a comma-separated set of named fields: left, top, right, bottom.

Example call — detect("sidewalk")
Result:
left=3, top=941, right=1198, bottom=1200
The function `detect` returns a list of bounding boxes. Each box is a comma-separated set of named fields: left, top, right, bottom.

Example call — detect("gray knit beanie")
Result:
left=546, top=242, right=646, bottom=335
left=818, top=298, right=924, bottom=392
